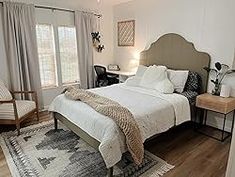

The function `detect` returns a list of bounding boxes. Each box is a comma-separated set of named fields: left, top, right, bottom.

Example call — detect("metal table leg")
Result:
left=195, top=109, right=233, bottom=142
left=107, top=167, right=113, bottom=177
left=231, top=110, right=235, bottom=133
left=221, top=113, right=227, bottom=141
left=54, top=117, right=58, bottom=130
left=204, top=109, right=208, bottom=125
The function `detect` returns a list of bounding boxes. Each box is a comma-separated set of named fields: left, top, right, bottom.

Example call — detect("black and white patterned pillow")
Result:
left=184, top=71, right=201, bottom=93
left=180, top=71, right=202, bottom=105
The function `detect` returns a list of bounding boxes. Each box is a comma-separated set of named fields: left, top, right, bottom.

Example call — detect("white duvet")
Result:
left=49, top=84, right=190, bottom=168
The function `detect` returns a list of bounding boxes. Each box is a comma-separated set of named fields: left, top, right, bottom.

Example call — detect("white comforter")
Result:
left=49, top=84, right=190, bottom=168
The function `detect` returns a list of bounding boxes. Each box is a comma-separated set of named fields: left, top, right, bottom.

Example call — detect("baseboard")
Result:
left=40, top=105, right=49, bottom=112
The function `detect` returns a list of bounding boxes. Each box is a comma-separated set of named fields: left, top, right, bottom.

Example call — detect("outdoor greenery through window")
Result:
left=36, top=24, right=79, bottom=88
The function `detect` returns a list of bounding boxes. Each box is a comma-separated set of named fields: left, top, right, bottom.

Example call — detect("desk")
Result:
left=107, top=70, right=136, bottom=83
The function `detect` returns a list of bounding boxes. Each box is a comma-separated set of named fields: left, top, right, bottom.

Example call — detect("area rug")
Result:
left=0, top=121, right=174, bottom=177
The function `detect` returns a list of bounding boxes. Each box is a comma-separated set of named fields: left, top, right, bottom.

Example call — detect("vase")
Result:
left=212, top=83, right=221, bottom=96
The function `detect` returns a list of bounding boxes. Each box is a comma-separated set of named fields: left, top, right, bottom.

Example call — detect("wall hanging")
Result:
left=91, top=16, right=104, bottom=53
left=91, top=32, right=105, bottom=52
left=118, top=20, right=135, bottom=46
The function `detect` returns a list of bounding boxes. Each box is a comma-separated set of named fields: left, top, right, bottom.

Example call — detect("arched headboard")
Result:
left=140, top=33, right=211, bottom=93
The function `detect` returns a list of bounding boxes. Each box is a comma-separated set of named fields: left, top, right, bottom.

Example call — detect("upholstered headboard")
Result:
left=140, top=33, right=211, bottom=93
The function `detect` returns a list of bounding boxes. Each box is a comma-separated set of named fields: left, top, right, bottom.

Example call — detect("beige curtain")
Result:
left=2, top=2, right=42, bottom=107
left=75, top=11, right=96, bottom=89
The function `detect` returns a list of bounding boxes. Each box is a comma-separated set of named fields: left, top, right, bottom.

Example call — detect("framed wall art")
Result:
left=118, top=20, right=135, bottom=46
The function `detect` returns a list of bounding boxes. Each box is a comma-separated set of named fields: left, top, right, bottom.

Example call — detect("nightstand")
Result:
left=196, top=93, right=235, bottom=142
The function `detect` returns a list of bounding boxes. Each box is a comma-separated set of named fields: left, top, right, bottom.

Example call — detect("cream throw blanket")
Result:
left=64, top=86, right=144, bottom=165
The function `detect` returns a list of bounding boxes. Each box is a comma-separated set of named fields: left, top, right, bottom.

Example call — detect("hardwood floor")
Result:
left=145, top=124, right=230, bottom=177
left=0, top=112, right=231, bottom=177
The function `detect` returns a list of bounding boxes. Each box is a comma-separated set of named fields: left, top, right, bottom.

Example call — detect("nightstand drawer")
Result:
left=196, top=93, right=235, bottom=114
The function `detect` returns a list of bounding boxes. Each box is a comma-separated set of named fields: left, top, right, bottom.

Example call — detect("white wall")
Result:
left=113, top=0, right=235, bottom=69
left=226, top=121, right=235, bottom=177
left=0, top=0, right=114, bottom=107
left=113, top=0, right=235, bottom=130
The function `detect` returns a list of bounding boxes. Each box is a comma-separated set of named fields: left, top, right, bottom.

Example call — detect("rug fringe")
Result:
left=140, top=162, right=175, bottom=177
left=0, top=120, right=54, bottom=177
left=0, top=136, right=20, bottom=177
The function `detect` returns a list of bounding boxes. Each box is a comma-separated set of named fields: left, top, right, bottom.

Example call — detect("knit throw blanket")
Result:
left=64, top=86, right=144, bottom=165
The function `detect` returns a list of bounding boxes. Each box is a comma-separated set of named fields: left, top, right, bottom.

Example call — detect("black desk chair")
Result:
left=94, top=65, right=119, bottom=87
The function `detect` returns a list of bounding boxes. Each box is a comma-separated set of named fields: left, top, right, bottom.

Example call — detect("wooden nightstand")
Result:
left=196, top=93, right=235, bottom=141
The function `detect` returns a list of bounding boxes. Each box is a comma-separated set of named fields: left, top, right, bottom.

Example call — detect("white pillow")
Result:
left=140, top=65, right=164, bottom=89
left=155, top=78, right=174, bottom=93
left=135, top=65, right=147, bottom=77
left=125, top=76, right=142, bottom=87
left=167, top=69, right=189, bottom=93
left=140, top=65, right=174, bottom=93
left=0, top=80, right=12, bottom=101
left=125, top=65, right=147, bottom=87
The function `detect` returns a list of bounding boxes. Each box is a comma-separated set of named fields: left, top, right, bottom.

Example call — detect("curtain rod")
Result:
left=0, top=2, right=102, bottom=18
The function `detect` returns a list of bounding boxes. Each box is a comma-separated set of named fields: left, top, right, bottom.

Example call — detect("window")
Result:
left=36, top=24, right=57, bottom=88
left=36, top=24, right=79, bottom=88
left=58, top=26, right=79, bottom=84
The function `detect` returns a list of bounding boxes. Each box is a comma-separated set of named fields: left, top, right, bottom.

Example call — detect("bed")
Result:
left=49, top=33, right=211, bottom=177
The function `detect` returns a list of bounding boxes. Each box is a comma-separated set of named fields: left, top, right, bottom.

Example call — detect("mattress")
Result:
left=49, top=84, right=191, bottom=168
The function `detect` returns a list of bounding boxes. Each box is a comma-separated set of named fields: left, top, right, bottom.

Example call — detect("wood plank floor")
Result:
left=0, top=112, right=231, bottom=177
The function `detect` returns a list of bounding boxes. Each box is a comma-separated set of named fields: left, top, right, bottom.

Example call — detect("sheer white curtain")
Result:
left=75, top=11, right=96, bottom=89
left=2, top=2, right=42, bottom=106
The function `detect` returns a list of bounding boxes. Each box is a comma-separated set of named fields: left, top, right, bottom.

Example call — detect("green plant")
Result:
left=204, top=62, right=235, bottom=95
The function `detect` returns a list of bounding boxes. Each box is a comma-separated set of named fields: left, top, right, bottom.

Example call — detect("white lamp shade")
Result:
left=220, top=85, right=231, bottom=98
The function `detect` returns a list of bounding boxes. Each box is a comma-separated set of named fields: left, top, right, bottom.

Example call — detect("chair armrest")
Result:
left=0, top=99, right=15, bottom=104
left=11, top=91, right=39, bottom=108
left=11, top=91, right=35, bottom=94
left=11, top=91, right=37, bottom=100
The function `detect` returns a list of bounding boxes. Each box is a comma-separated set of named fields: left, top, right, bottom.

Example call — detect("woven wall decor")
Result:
left=118, top=20, right=135, bottom=46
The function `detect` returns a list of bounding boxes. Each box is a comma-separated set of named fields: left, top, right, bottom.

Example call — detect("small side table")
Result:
left=195, top=93, right=235, bottom=142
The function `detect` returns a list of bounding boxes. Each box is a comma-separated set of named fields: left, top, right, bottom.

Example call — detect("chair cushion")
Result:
left=0, top=80, right=12, bottom=101
left=0, top=100, right=36, bottom=120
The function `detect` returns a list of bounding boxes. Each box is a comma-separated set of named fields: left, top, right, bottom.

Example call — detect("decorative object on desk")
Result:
left=204, top=62, right=235, bottom=95
left=91, top=32, right=105, bottom=53
left=220, top=84, right=231, bottom=98
left=118, top=20, right=135, bottom=46
left=108, top=64, right=120, bottom=71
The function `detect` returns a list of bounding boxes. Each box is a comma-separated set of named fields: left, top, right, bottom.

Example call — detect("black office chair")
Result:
left=94, top=65, right=119, bottom=87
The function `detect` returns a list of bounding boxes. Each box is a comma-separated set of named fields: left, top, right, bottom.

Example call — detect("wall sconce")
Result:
left=133, top=51, right=140, bottom=60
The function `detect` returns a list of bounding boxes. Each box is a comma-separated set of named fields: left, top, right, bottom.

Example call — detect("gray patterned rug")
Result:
left=0, top=121, right=174, bottom=177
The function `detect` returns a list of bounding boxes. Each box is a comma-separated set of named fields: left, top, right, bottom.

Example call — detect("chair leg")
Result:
left=16, top=122, right=20, bottom=136
left=36, top=110, right=40, bottom=121
left=107, top=167, right=113, bottom=177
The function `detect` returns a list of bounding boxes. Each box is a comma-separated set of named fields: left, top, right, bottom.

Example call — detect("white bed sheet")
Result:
left=49, top=84, right=190, bottom=168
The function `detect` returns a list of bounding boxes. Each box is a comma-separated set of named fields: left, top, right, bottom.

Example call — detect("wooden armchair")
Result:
left=0, top=87, right=39, bottom=135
